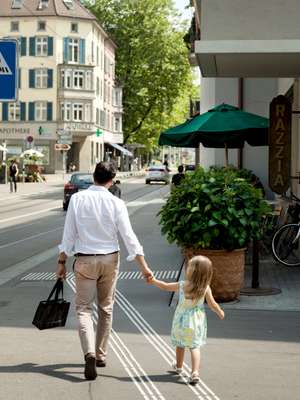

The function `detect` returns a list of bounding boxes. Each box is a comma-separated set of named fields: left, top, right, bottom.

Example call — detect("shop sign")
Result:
left=269, top=95, right=291, bottom=194
left=63, top=122, right=93, bottom=131
left=0, top=127, right=30, bottom=135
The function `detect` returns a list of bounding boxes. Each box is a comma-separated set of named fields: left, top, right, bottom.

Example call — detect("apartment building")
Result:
left=0, top=0, right=123, bottom=172
left=191, top=0, right=300, bottom=198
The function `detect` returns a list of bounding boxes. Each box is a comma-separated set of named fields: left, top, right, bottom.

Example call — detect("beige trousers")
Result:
left=74, top=253, right=119, bottom=361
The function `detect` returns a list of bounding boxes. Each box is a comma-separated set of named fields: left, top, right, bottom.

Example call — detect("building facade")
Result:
left=0, top=0, right=123, bottom=173
left=191, top=0, right=300, bottom=198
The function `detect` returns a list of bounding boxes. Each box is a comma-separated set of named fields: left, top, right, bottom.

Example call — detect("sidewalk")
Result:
left=0, top=170, right=146, bottom=195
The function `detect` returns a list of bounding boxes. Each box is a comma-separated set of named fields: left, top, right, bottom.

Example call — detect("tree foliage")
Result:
left=90, top=0, right=193, bottom=149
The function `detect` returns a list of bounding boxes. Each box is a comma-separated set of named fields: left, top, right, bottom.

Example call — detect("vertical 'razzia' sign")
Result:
left=269, top=95, right=291, bottom=194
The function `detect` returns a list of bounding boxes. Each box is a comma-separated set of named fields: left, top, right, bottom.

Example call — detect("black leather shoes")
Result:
left=84, top=353, right=97, bottom=380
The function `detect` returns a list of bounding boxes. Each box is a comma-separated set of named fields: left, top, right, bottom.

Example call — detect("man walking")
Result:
left=56, top=162, right=153, bottom=380
left=171, top=165, right=185, bottom=188
left=9, top=159, right=18, bottom=193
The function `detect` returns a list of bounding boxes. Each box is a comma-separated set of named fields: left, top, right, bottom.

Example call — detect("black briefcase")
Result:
left=32, top=279, right=70, bottom=330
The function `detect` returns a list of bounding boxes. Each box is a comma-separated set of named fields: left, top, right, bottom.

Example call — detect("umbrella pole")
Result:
left=225, top=144, right=228, bottom=167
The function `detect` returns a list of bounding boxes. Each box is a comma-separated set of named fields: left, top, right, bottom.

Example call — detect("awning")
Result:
left=194, top=39, right=300, bottom=77
left=108, top=142, right=133, bottom=157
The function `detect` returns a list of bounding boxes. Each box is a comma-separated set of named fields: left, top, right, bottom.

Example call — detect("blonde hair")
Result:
left=184, top=256, right=213, bottom=301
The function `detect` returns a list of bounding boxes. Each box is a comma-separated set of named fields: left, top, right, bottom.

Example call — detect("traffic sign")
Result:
left=27, top=136, right=34, bottom=143
left=57, top=129, right=72, bottom=145
left=0, top=40, right=18, bottom=101
left=55, top=143, right=71, bottom=151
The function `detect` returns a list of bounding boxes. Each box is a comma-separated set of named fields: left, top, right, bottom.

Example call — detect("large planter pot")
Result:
left=184, top=248, right=245, bottom=302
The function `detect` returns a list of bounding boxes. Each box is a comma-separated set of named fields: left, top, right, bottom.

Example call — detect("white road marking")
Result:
left=67, top=278, right=166, bottom=400
left=0, top=206, right=61, bottom=224
left=20, top=270, right=178, bottom=281
left=115, top=289, right=221, bottom=400
left=0, top=226, right=63, bottom=250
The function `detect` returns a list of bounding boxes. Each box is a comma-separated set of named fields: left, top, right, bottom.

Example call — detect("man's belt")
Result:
left=75, top=251, right=119, bottom=257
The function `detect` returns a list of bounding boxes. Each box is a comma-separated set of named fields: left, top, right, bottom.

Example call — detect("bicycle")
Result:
left=271, top=192, right=300, bottom=267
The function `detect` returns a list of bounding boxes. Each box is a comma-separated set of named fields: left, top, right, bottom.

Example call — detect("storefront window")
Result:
left=35, top=145, right=50, bottom=165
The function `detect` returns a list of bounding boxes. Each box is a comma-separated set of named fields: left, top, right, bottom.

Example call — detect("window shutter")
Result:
left=63, top=38, right=69, bottom=63
left=79, top=39, right=85, bottom=64
left=29, top=102, right=35, bottom=121
left=47, top=69, right=53, bottom=88
left=2, top=103, right=8, bottom=121
left=18, top=68, right=21, bottom=89
left=48, top=37, right=53, bottom=56
left=20, top=37, right=27, bottom=56
left=47, top=102, right=53, bottom=121
left=29, top=70, right=35, bottom=88
left=20, top=103, right=26, bottom=121
left=29, top=37, right=35, bottom=56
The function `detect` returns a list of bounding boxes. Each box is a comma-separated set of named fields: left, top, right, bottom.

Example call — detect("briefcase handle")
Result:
left=47, top=279, right=64, bottom=302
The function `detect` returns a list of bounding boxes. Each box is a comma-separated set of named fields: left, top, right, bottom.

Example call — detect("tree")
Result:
left=91, top=0, right=194, bottom=150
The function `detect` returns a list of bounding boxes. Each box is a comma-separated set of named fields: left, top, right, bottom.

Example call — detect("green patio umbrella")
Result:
left=159, top=103, right=269, bottom=164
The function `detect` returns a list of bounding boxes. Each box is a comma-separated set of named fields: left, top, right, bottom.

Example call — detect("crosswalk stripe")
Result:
left=20, top=270, right=179, bottom=282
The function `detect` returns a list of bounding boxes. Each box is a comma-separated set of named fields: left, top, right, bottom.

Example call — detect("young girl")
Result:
left=148, top=255, right=225, bottom=384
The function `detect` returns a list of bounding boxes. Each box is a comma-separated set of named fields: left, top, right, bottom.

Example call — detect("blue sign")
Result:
left=0, top=40, right=18, bottom=102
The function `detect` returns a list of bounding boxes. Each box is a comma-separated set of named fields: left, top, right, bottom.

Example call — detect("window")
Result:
left=71, top=23, right=78, bottom=33
left=8, top=103, right=20, bottom=121
left=85, top=103, right=92, bottom=122
left=96, top=77, right=100, bottom=96
left=36, top=37, right=48, bottom=56
left=35, top=68, right=48, bottom=88
left=73, top=70, right=84, bottom=89
left=97, top=46, right=99, bottom=65
left=37, top=0, right=49, bottom=10
left=100, top=110, right=105, bottom=127
left=91, top=41, right=94, bottom=63
left=114, top=117, right=121, bottom=132
left=61, top=69, right=72, bottom=88
left=96, top=108, right=100, bottom=125
left=11, top=21, right=19, bottom=32
left=35, top=101, right=47, bottom=121
left=114, top=89, right=122, bottom=106
left=38, top=21, right=46, bottom=31
left=68, top=38, right=79, bottom=62
left=11, top=0, right=22, bottom=9
left=85, top=71, right=93, bottom=90
left=61, top=102, right=71, bottom=121
left=63, top=0, right=73, bottom=9
left=73, top=103, right=83, bottom=121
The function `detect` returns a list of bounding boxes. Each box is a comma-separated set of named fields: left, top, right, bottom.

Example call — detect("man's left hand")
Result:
left=56, top=263, right=66, bottom=280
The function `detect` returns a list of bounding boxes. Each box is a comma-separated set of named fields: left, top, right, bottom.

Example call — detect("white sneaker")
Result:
left=189, top=372, right=200, bottom=385
left=172, top=361, right=183, bottom=374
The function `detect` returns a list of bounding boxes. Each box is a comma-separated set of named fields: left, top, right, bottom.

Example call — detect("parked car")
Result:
left=145, top=165, right=170, bottom=185
left=184, top=164, right=196, bottom=173
left=63, top=172, right=121, bottom=210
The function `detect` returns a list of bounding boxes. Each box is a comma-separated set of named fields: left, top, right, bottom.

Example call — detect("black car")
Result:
left=63, top=172, right=121, bottom=210
left=184, top=164, right=196, bottom=172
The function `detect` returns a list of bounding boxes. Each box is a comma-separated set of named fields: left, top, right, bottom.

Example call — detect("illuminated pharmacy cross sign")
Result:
left=0, top=52, right=12, bottom=75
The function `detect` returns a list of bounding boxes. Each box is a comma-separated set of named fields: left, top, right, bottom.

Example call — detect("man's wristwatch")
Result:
left=58, top=260, right=66, bottom=265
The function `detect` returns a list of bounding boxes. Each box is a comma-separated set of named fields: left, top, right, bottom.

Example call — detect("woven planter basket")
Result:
left=183, top=248, right=245, bottom=302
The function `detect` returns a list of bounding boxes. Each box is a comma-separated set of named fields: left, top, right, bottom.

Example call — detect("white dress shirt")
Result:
left=58, top=185, right=144, bottom=261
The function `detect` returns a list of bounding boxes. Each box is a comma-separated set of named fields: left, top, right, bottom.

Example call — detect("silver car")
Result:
left=145, top=165, right=170, bottom=185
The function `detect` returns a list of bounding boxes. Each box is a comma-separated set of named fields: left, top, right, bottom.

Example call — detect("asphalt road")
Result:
left=0, top=177, right=299, bottom=400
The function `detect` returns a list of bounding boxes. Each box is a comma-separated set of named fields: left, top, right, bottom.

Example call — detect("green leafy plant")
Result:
left=159, top=166, right=272, bottom=250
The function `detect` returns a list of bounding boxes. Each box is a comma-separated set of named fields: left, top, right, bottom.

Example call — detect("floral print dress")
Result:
left=171, top=281, right=207, bottom=348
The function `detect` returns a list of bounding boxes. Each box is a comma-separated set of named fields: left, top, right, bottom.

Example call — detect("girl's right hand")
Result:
left=219, top=310, right=225, bottom=320
left=146, top=276, right=155, bottom=284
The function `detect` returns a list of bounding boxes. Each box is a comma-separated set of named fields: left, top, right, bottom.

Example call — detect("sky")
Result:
left=174, top=0, right=192, bottom=20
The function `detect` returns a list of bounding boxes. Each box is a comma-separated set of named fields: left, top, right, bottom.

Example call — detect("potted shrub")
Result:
left=159, top=166, right=271, bottom=301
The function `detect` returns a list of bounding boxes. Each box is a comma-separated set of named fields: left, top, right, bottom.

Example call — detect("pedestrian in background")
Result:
left=9, top=159, right=18, bottom=193
left=148, top=255, right=224, bottom=384
left=56, top=161, right=153, bottom=381
left=171, top=165, right=185, bottom=188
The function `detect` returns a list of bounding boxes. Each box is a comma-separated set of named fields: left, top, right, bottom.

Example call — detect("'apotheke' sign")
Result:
left=269, top=95, right=291, bottom=194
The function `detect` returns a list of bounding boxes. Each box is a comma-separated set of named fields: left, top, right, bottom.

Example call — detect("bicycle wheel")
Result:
left=272, top=223, right=300, bottom=267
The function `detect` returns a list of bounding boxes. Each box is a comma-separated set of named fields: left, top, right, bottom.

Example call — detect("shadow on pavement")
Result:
left=0, top=362, right=85, bottom=383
